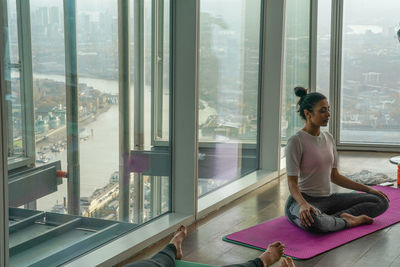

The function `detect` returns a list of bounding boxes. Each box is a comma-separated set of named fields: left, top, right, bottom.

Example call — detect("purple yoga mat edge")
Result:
left=223, top=186, right=400, bottom=260
left=224, top=218, right=399, bottom=260
left=222, top=236, right=301, bottom=260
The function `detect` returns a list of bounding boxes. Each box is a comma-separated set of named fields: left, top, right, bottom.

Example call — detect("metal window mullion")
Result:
left=337, top=143, right=400, bottom=152
left=254, top=0, right=265, bottom=171
left=133, top=0, right=145, bottom=224
left=16, top=0, right=35, bottom=167
left=6, top=71, right=12, bottom=155
left=3, top=0, right=13, bottom=158
left=63, top=0, right=80, bottom=215
left=329, top=0, right=343, bottom=143
left=0, top=0, right=10, bottom=264
left=309, top=0, right=318, bottom=92
left=6, top=79, right=12, bottom=156
left=150, top=176, right=161, bottom=218
left=134, top=0, right=145, bottom=150
left=151, top=0, right=164, bottom=144
left=157, top=176, right=162, bottom=213
left=118, top=0, right=131, bottom=222
left=157, top=1, right=164, bottom=141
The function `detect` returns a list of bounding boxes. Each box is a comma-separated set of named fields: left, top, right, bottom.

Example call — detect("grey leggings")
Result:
left=285, top=192, right=389, bottom=233
left=125, top=244, right=177, bottom=267
left=125, top=243, right=264, bottom=267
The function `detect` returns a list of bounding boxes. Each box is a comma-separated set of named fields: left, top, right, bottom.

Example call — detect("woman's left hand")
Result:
left=367, top=188, right=389, bottom=202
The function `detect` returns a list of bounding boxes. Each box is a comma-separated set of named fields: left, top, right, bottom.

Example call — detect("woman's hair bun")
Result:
left=294, top=86, right=307, bottom=98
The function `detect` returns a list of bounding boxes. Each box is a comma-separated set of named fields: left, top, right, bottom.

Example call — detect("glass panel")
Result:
left=157, top=0, right=170, bottom=141
left=316, top=0, right=331, bottom=100
left=7, top=0, right=18, bottom=63
left=280, top=0, right=311, bottom=166
left=340, top=0, right=400, bottom=144
left=144, top=0, right=152, bottom=148
left=76, top=0, right=120, bottom=220
left=198, top=0, right=261, bottom=197
left=30, top=0, right=67, bottom=211
left=6, top=0, right=22, bottom=160
left=9, top=70, right=23, bottom=159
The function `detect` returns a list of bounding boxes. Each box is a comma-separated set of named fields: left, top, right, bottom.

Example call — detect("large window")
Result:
left=128, top=0, right=171, bottom=223
left=339, top=0, right=400, bottom=145
left=4, top=0, right=172, bottom=265
left=197, top=0, right=262, bottom=196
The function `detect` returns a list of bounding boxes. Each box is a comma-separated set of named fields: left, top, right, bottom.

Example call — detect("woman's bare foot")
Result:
left=169, top=225, right=187, bottom=260
left=340, top=213, right=374, bottom=227
left=280, top=257, right=295, bottom=267
left=259, top=241, right=285, bottom=267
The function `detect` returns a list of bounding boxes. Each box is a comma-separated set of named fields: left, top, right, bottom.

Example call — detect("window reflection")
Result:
left=198, top=0, right=261, bottom=196
left=281, top=0, right=310, bottom=145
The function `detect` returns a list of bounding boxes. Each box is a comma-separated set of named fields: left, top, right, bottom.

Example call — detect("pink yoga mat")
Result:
left=224, top=186, right=400, bottom=259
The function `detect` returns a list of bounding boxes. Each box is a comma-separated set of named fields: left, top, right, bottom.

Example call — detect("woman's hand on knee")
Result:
left=299, top=203, right=318, bottom=227
left=367, top=188, right=389, bottom=202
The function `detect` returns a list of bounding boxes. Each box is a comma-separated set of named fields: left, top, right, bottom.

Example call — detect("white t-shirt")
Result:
left=286, top=130, right=338, bottom=197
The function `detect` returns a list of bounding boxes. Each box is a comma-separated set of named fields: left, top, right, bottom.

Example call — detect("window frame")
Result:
left=326, top=0, right=400, bottom=151
left=151, top=0, right=167, bottom=144
left=7, top=0, right=35, bottom=171
left=1, top=1, right=10, bottom=265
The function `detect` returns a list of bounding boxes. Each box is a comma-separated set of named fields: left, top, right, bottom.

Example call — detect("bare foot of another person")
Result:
left=259, top=241, right=285, bottom=267
left=169, top=225, right=187, bottom=260
left=340, top=213, right=374, bottom=227
left=280, top=257, right=295, bottom=267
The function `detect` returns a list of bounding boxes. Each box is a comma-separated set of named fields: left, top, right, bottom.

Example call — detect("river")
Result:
left=35, top=74, right=129, bottom=211
left=37, top=105, right=120, bottom=211
left=34, top=74, right=216, bottom=211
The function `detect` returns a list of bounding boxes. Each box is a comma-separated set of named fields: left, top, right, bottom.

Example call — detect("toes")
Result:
left=280, top=258, right=288, bottom=267
left=280, top=257, right=294, bottom=267
left=176, top=225, right=187, bottom=236
left=270, top=241, right=283, bottom=248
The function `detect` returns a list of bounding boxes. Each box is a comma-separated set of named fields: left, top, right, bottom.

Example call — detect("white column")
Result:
left=118, top=0, right=131, bottom=222
left=259, top=0, right=286, bottom=172
left=173, top=0, right=199, bottom=216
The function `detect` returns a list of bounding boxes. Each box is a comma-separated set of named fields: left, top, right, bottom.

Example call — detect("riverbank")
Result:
left=37, top=105, right=120, bottom=211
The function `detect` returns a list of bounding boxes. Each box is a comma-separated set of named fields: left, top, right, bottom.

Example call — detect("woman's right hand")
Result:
left=299, top=202, right=318, bottom=227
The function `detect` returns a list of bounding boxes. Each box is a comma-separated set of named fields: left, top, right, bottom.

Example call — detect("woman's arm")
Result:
left=288, top=175, right=318, bottom=227
left=330, top=168, right=389, bottom=200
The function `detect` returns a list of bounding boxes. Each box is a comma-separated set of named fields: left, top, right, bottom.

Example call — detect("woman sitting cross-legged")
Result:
left=285, top=87, right=389, bottom=233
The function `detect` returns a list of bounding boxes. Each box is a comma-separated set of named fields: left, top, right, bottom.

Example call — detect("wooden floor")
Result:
left=121, top=151, right=400, bottom=267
